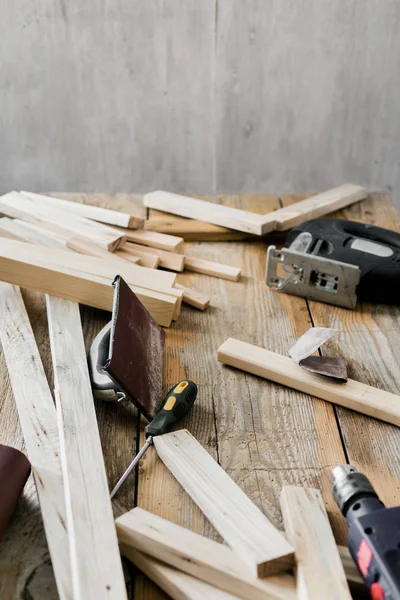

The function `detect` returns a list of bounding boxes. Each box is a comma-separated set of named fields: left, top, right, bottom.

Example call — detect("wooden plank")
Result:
left=0, top=192, right=126, bottom=251
left=145, top=213, right=253, bottom=241
left=127, top=243, right=185, bottom=272
left=111, top=226, right=184, bottom=252
left=0, top=283, right=72, bottom=599
left=153, top=429, right=294, bottom=577
left=0, top=237, right=176, bottom=291
left=0, top=217, right=67, bottom=248
left=175, top=283, right=211, bottom=310
left=46, top=296, right=127, bottom=599
left=117, top=507, right=296, bottom=600
left=217, top=338, right=400, bottom=427
left=144, top=191, right=271, bottom=235
left=22, top=191, right=144, bottom=229
left=184, top=256, right=241, bottom=281
left=120, top=544, right=239, bottom=600
left=280, top=486, right=351, bottom=599
left=0, top=241, right=177, bottom=327
left=116, top=246, right=160, bottom=269
left=67, top=236, right=140, bottom=264
left=266, top=184, right=367, bottom=231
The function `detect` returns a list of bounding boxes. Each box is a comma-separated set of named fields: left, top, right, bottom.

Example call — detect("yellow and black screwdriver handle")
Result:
left=145, top=380, right=198, bottom=439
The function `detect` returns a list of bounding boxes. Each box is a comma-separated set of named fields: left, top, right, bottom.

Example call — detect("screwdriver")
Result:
left=110, top=379, right=197, bottom=498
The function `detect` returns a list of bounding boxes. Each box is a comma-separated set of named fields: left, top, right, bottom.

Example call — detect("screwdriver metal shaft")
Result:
left=110, top=436, right=153, bottom=499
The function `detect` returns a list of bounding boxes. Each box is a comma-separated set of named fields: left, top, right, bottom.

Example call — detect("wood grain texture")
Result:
left=175, top=283, right=211, bottom=310
left=0, top=192, right=126, bottom=251
left=120, top=544, right=239, bottom=600
left=145, top=212, right=250, bottom=241
left=117, top=246, right=160, bottom=269
left=0, top=284, right=72, bottom=599
left=127, top=243, right=185, bottom=272
left=184, top=256, right=241, bottom=281
left=280, top=486, right=351, bottom=599
left=0, top=218, right=68, bottom=248
left=111, top=227, right=184, bottom=253
left=23, top=191, right=144, bottom=229
left=46, top=296, right=127, bottom=599
left=0, top=238, right=179, bottom=326
left=117, top=507, right=296, bottom=600
left=217, top=338, right=400, bottom=426
left=154, top=429, right=294, bottom=577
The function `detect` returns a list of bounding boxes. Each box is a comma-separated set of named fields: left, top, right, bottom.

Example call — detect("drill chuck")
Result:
left=331, top=465, right=378, bottom=515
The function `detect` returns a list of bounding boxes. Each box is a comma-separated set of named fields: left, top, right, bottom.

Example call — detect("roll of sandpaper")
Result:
left=0, top=444, right=31, bottom=540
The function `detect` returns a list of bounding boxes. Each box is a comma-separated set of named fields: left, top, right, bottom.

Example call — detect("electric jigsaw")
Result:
left=266, top=218, right=400, bottom=309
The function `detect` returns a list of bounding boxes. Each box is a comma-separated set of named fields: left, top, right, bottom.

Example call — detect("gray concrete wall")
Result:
left=1, top=0, right=399, bottom=202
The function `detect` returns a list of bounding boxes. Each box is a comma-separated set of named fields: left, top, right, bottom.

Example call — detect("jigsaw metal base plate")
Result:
left=266, top=246, right=361, bottom=309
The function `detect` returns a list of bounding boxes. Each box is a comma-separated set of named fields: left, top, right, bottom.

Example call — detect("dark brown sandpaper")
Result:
left=104, top=276, right=165, bottom=421
left=299, top=356, right=348, bottom=382
left=0, top=444, right=31, bottom=540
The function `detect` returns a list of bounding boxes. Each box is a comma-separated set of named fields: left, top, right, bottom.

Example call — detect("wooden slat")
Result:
left=217, top=338, right=400, bottom=427
left=0, top=217, right=67, bottom=248
left=145, top=213, right=255, bottom=241
left=67, top=236, right=140, bottom=264
left=0, top=240, right=177, bottom=327
left=117, top=507, right=296, bottom=600
left=280, top=486, right=351, bottom=599
left=0, top=192, right=126, bottom=251
left=0, top=284, right=72, bottom=599
left=153, top=429, right=294, bottom=577
left=175, top=283, right=211, bottom=310
left=22, top=191, right=144, bottom=229
left=269, top=184, right=367, bottom=231
left=144, top=191, right=270, bottom=235
left=185, top=256, right=241, bottom=281
left=110, top=227, right=184, bottom=252
left=127, top=243, right=185, bottom=272
left=120, top=544, right=238, bottom=600
left=47, top=296, right=126, bottom=599
left=116, top=246, right=160, bottom=269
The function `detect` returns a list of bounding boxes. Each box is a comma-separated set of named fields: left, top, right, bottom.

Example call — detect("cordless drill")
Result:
left=332, top=465, right=400, bottom=599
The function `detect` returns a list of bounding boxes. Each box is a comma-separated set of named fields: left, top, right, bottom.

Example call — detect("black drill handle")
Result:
left=145, top=380, right=197, bottom=438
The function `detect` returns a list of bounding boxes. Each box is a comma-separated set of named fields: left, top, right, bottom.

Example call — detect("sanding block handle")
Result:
left=145, top=380, right=198, bottom=438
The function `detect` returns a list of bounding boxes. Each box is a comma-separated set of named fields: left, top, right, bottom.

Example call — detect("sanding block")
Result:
left=0, top=444, right=31, bottom=539
left=88, top=276, right=165, bottom=421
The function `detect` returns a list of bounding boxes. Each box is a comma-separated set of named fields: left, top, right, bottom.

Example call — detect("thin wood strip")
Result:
left=46, top=296, right=127, bottom=599
left=110, top=226, right=184, bottom=253
left=144, top=191, right=270, bottom=236
left=0, top=192, right=126, bottom=251
left=217, top=338, right=400, bottom=427
left=127, top=243, right=185, bottom=272
left=270, top=184, right=367, bottom=231
left=67, top=236, right=140, bottom=264
left=22, top=190, right=144, bottom=229
left=145, top=214, right=250, bottom=241
left=116, top=507, right=295, bottom=600
left=120, top=544, right=238, bottom=600
left=280, top=486, right=351, bottom=599
left=0, top=218, right=68, bottom=248
left=116, top=246, right=160, bottom=269
left=175, top=283, right=211, bottom=310
left=184, top=256, right=241, bottom=281
left=153, top=429, right=294, bottom=578
left=0, top=241, right=177, bottom=327
left=0, top=284, right=72, bottom=599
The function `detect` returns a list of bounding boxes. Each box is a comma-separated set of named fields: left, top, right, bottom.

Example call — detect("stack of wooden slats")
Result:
left=0, top=191, right=243, bottom=327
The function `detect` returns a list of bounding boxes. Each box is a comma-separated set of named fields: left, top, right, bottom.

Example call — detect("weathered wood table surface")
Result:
left=0, top=192, right=399, bottom=599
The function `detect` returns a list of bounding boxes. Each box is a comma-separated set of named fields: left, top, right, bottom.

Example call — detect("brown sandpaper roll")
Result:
left=0, top=444, right=31, bottom=540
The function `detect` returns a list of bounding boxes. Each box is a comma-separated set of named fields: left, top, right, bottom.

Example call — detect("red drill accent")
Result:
left=357, top=539, right=373, bottom=577
left=371, top=582, right=385, bottom=600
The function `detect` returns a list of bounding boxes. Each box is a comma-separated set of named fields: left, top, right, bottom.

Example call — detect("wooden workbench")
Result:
left=0, top=192, right=399, bottom=599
